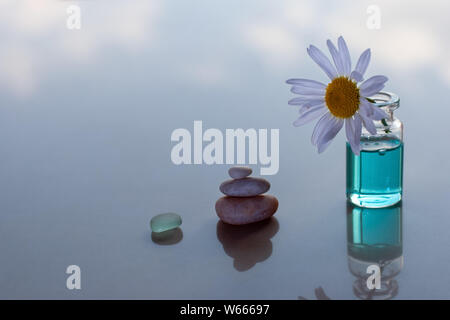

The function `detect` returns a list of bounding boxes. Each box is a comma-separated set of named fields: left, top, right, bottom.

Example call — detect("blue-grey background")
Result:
left=0, top=0, right=449, bottom=299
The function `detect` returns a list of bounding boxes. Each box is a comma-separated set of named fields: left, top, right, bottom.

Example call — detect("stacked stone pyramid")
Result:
left=215, top=166, right=278, bottom=225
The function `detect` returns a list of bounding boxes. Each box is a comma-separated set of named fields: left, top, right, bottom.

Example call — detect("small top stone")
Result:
left=228, top=166, right=252, bottom=179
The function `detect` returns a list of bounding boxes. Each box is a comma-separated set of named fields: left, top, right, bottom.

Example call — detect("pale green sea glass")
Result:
left=150, top=213, right=182, bottom=233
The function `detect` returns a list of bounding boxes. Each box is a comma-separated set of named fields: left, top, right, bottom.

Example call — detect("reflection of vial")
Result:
left=346, top=92, right=403, bottom=208
left=347, top=202, right=403, bottom=300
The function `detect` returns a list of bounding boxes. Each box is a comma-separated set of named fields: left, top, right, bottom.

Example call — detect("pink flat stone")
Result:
left=215, top=195, right=279, bottom=225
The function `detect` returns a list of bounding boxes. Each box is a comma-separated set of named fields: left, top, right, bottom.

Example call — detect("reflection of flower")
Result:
left=286, top=36, right=388, bottom=155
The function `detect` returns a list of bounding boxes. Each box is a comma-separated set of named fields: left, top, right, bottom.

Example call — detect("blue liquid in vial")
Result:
left=347, top=203, right=402, bottom=263
left=346, top=138, right=403, bottom=208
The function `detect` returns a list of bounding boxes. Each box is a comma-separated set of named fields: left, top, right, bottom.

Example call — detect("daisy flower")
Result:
left=286, top=36, right=388, bottom=155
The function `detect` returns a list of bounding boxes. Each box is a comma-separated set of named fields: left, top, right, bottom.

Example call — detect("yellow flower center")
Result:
left=325, top=76, right=360, bottom=118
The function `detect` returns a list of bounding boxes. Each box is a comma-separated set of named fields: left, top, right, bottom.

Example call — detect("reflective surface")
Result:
left=347, top=203, right=403, bottom=299
left=1, top=0, right=450, bottom=299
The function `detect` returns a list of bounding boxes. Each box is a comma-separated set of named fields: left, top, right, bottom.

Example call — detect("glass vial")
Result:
left=346, top=92, right=403, bottom=208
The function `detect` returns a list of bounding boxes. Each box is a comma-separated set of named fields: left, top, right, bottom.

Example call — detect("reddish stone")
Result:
left=215, top=195, right=279, bottom=225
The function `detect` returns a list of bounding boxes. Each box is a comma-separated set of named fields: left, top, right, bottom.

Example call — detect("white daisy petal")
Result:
left=359, top=75, right=388, bottom=96
left=338, top=36, right=351, bottom=76
left=318, top=140, right=333, bottom=154
left=345, top=117, right=354, bottom=141
left=327, top=39, right=345, bottom=75
left=361, top=83, right=386, bottom=97
left=370, top=105, right=388, bottom=120
left=352, top=115, right=362, bottom=155
left=293, top=105, right=327, bottom=127
left=316, top=116, right=342, bottom=147
left=286, top=78, right=327, bottom=89
left=360, top=98, right=388, bottom=120
left=317, top=117, right=344, bottom=153
left=291, top=86, right=326, bottom=96
left=359, top=113, right=377, bottom=135
left=350, top=71, right=363, bottom=82
left=288, top=96, right=324, bottom=105
left=299, top=102, right=326, bottom=115
left=359, top=98, right=374, bottom=117
left=311, top=112, right=332, bottom=146
left=345, top=117, right=359, bottom=154
left=354, top=48, right=371, bottom=79
left=307, top=45, right=338, bottom=80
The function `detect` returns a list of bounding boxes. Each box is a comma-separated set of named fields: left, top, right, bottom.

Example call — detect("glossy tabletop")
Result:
left=1, top=0, right=450, bottom=299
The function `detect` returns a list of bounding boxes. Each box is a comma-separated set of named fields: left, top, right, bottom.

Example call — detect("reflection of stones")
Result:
left=151, top=228, right=183, bottom=245
left=216, top=167, right=278, bottom=225
left=216, top=218, right=279, bottom=271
